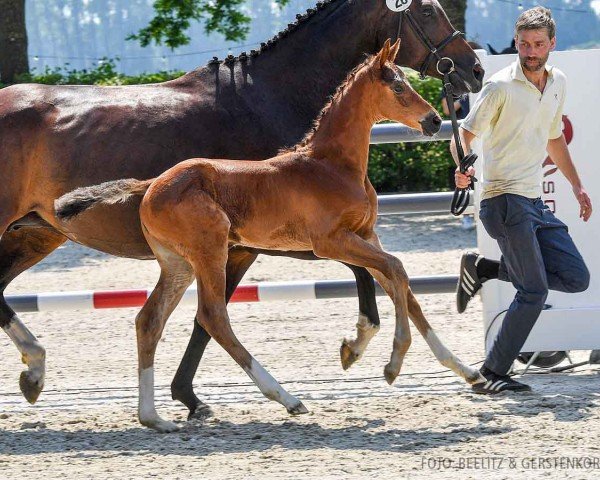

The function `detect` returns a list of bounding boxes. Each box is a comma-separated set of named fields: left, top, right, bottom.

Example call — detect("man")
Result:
left=451, top=7, right=592, bottom=394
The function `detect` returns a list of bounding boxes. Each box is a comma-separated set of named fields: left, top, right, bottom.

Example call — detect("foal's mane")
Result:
left=281, top=55, right=375, bottom=154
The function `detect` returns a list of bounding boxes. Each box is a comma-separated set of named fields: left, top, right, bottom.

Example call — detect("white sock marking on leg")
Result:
left=139, top=367, right=157, bottom=420
left=3, top=315, right=45, bottom=383
left=352, top=313, right=380, bottom=354
left=3, top=315, right=40, bottom=353
left=245, top=359, right=300, bottom=410
left=424, top=329, right=481, bottom=382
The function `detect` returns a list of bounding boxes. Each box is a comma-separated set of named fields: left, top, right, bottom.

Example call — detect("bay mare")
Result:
left=0, top=0, right=483, bottom=418
left=55, top=40, right=483, bottom=432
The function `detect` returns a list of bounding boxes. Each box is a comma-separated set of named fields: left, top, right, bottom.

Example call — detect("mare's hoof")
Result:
left=19, top=370, right=43, bottom=404
left=287, top=401, right=309, bottom=415
left=383, top=363, right=399, bottom=385
left=340, top=340, right=360, bottom=371
left=187, top=402, right=214, bottom=421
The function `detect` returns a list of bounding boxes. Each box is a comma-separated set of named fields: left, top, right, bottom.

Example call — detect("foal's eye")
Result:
left=393, top=83, right=405, bottom=94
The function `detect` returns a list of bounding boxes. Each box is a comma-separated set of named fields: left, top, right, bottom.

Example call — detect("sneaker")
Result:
left=472, top=369, right=531, bottom=394
left=456, top=252, right=483, bottom=313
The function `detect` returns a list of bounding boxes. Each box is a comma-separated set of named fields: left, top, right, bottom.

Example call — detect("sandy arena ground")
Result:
left=1, top=214, right=599, bottom=479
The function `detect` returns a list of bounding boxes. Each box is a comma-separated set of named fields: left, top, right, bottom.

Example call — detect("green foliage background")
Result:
left=4, top=63, right=454, bottom=193
left=368, top=72, right=454, bottom=194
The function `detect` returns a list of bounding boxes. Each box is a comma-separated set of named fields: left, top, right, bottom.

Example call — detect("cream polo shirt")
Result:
left=461, top=60, right=566, bottom=200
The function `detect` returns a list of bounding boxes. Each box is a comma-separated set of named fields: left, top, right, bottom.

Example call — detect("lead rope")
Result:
left=445, top=72, right=478, bottom=216
left=395, top=8, right=475, bottom=215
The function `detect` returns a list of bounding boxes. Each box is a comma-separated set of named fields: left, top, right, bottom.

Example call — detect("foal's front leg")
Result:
left=313, top=231, right=412, bottom=383
left=315, top=231, right=483, bottom=385
left=366, top=236, right=483, bottom=385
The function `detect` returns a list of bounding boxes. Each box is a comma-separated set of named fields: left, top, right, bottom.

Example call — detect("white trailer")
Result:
left=473, top=49, right=600, bottom=368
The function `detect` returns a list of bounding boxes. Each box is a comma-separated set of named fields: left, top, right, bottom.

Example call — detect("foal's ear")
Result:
left=389, top=39, right=401, bottom=63
left=378, top=39, right=392, bottom=69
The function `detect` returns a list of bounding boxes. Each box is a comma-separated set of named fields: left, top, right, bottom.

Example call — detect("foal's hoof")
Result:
left=19, top=370, right=43, bottom=404
left=287, top=401, right=309, bottom=415
left=187, top=402, right=214, bottom=421
left=466, top=368, right=486, bottom=385
left=383, top=363, right=399, bottom=385
left=340, top=340, right=361, bottom=371
left=142, top=417, right=180, bottom=433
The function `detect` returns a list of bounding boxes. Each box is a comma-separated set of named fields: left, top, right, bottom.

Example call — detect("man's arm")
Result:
left=547, top=134, right=592, bottom=221
left=441, top=97, right=462, bottom=117
left=449, top=81, right=503, bottom=189
left=451, top=128, right=477, bottom=189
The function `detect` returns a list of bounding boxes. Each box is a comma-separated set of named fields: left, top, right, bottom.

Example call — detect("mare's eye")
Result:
left=423, top=7, right=434, bottom=17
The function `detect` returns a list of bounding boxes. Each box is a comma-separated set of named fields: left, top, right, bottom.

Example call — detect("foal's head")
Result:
left=368, top=39, right=441, bottom=136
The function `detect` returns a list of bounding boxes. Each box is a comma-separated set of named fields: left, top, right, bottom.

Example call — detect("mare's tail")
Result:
left=54, top=178, right=154, bottom=222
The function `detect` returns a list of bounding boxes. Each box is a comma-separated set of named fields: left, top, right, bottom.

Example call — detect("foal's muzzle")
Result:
left=419, top=112, right=442, bottom=137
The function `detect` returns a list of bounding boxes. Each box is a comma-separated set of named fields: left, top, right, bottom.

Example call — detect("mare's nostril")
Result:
left=473, top=64, right=484, bottom=82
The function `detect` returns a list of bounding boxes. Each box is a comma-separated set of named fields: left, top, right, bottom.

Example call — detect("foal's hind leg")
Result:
left=171, top=248, right=379, bottom=417
left=135, top=242, right=194, bottom=432
left=171, top=245, right=258, bottom=420
left=194, top=278, right=308, bottom=415
left=184, top=222, right=307, bottom=415
left=0, top=225, right=67, bottom=403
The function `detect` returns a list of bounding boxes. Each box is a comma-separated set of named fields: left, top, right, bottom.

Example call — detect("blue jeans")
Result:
left=479, top=194, right=590, bottom=375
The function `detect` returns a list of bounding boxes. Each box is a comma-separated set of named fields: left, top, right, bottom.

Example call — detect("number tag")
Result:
left=386, top=0, right=412, bottom=12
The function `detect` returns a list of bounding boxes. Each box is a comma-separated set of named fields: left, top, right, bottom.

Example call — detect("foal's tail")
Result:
left=54, top=178, right=154, bottom=222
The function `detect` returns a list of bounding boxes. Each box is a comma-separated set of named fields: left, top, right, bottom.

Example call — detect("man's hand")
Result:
left=455, top=166, right=475, bottom=190
left=573, top=186, right=592, bottom=222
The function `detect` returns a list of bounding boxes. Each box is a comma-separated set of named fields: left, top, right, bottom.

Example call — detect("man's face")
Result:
left=515, top=28, right=556, bottom=73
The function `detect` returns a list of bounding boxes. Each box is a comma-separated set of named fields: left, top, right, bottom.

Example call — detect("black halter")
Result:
left=396, top=9, right=464, bottom=79
left=396, top=8, right=476, bottom=216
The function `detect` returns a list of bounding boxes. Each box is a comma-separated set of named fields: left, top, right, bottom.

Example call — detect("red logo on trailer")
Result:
left=542, top=115, right=573, bottom=212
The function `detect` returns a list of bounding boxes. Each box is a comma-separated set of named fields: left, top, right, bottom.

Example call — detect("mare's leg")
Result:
left=339, top=264, right=380, bottom=369
left=0, top=224, right=67, bottom=403
left=171, top=245, right=258, bottom=419
left=136, top=241, right=195, bottom=432
left=245, top=249, right=380, bottom=370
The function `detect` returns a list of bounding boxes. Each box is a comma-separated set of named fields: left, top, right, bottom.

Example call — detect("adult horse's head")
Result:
left=378, top=0, right=484, bottom=94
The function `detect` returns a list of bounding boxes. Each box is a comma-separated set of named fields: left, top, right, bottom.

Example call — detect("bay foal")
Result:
left=56, top=40, right=483, bottom=432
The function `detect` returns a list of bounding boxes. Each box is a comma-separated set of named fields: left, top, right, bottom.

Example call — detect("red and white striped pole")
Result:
left=6, top=275, right=458, bottom=312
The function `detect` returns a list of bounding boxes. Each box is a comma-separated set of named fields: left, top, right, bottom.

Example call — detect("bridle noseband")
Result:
left=396, top=8, right=463, bottom=79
